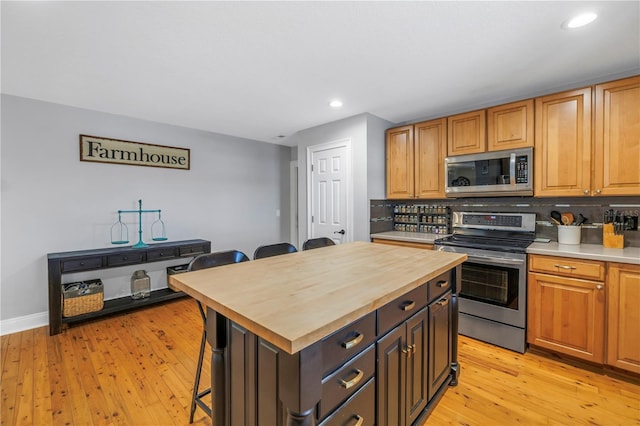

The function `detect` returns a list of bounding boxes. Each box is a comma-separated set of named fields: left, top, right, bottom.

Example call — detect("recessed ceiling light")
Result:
left=329, top=100, right=343, bottom=108
left=563, top=12, right=598, bottom=29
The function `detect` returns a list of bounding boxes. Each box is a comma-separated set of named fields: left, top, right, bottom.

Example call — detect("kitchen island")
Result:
left=169, top=241, right=466, bottom=425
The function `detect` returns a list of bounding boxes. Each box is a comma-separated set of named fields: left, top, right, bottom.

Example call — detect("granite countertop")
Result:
left=169, top=241, right=466, bottom=354
left=370, top=231, right=449, bottom=244
left=527, top=242, right=640, bottom=265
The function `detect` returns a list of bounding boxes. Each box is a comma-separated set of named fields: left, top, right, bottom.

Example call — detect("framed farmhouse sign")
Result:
left=79, top=134, right=190, bottom=170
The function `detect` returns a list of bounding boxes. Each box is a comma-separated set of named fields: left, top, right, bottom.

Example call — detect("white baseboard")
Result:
left=0, top=311, right=48, bottom=336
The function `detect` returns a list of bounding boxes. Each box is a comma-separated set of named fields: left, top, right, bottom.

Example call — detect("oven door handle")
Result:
left=466, top=254, right=526, bottom=266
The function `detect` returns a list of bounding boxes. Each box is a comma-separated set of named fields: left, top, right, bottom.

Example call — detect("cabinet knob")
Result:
left=583, top=189, right=590, bottom=195
left=595, top=189, right=602, bottom=194
left=596, top=284, right=603, bottom=290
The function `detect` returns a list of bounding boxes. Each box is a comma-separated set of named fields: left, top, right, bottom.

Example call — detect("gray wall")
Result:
left=289, top=113, right=392, bottom=248
left=1, top=95, right=291, bottom=323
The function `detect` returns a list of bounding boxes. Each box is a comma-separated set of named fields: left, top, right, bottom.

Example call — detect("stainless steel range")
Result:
left=434, top=212, right=536, bottom=353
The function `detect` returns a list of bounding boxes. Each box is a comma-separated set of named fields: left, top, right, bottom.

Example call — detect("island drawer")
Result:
left=529, top=254, right=605, bottom=281
left=322, top=311, right=376, bottom=377
left=377, top=284, right=427, bottom=335
left=319, top=377, right=375, bottom=426
left=318, top=344, right=375, bottom=420
left=427, top=270, right=452, bottom=302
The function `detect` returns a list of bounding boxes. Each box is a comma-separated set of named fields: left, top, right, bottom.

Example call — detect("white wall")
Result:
left=289, top=113, right=392, bottom=248
left=0, top=95, right=291, bottom=329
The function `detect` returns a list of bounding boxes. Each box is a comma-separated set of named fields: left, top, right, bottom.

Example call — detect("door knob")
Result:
left=334, top=229, right=346, bottom=235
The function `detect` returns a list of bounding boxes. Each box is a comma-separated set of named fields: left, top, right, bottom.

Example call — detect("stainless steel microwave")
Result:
left=444, top=147, right=533, bottom=197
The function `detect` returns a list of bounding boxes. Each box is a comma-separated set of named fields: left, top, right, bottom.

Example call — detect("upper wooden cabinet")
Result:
left=487, top=99, right=534, bottom=151
left=386, top=119, right=446, bottom=199
left=534, top=87, right=592, bottom=197
left=594, top=76, right=640, bottom=196
left=447, top=110, right=486, bottom=155
left=414, top=118, right=447, bottom=199
left=386, top=125, right=414, bottom=199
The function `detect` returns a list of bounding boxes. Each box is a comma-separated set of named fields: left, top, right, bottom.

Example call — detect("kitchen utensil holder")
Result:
left=557, top=225, right=581, bottom=245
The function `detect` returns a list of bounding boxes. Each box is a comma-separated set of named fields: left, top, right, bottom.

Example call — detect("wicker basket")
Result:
left=167, top=264, right=190, bottom=292
left=62, top=279, right=104, bottom=317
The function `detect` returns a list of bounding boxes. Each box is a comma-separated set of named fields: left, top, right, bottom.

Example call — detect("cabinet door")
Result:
left=428, top=292, right=451, bottom=400
left=487, top=99, right=534, bottom=151
left=447, top=110, right=486, bottom=155
left=406, top=308, right=428, bottom=426
left=534, top=87, right=592, bottom=197
left=594, top=76, right=640, bottom=196
left=414, top=118, right=447, bottom=198
left=607, top=263, right=640, bottom=374
left=527, top=272, right=605, bottom=363
left=376, top=323, right=406, bottom=426
left=386, top=125, right=415, bottom=199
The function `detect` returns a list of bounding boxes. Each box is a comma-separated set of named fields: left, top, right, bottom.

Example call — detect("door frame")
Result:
left=289, top=160, right=298, bottom=247
left=306, top=138, right=353, bottom=244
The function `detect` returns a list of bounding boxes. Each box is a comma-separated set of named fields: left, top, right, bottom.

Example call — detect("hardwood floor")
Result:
left=2, top=298, right=639, bottom=425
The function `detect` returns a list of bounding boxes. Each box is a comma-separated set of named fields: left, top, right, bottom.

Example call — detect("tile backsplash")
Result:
left=370, top=196, right=640, bottom=248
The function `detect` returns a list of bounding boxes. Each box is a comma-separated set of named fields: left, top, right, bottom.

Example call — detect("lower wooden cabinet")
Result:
left=607, top=263, right=640, bottom=374
left=527, top=255, right=605, bottom=364
left=377, top=307, right=428, bottom=426
left=428, top=292, right=452, bottom=400
left=528, top=255, right=640, bottom=374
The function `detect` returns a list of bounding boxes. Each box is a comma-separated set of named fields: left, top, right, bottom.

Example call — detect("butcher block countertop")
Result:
left=169, top=241, right=466, bottom=354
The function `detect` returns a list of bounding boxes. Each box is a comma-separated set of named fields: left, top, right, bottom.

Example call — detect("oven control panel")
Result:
left=452, top=212, right=537, bottom=233
left=462, top=214, right=522, bottom=228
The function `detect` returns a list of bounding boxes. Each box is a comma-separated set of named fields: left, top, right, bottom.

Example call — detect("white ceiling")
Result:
left=2, top=1, right=639, bottom=146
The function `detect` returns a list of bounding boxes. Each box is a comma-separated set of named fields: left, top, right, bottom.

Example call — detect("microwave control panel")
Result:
left=515, top=155, right=529, bottom=184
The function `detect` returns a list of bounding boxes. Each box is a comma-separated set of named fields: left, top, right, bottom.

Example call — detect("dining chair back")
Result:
left=302, top=237, right=336, bottom=250
left=253, top=242, right=297, bottom=260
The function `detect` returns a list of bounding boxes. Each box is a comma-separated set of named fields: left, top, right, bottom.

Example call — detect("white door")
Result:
left=307, top=139, right=352, bottom=245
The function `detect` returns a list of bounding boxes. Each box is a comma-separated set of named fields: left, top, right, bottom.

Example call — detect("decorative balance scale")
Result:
left=110, top=199, right=167, bottom=248
left=110, top=199, right=168, bottom=299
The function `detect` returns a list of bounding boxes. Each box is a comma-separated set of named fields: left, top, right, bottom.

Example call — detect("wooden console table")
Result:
left=47, top=239, right=211, bottom=335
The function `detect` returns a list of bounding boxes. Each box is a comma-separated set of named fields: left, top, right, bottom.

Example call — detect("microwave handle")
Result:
left=509, top=153, right=516, bottom=185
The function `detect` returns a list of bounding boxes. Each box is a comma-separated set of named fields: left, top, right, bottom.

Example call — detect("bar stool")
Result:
left=253, top=242, right=297, bottom=259
left=187, top=250, right=250, bottom=423
left=302, top=237, right=336, bottom=250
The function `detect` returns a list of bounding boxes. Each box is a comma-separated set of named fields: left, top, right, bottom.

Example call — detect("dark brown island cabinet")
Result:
left=170, top=242, right=465, bottom=426
left=205, top=269, right=458, bottom=426
left=47, top=239, right=211, bottom=335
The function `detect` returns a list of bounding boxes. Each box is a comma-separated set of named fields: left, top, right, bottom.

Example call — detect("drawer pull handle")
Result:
left=340, top=369, right=364, bottom=389
left=436, top=280, right=448, bottom=288
left=554, top=264, right=576, bottom=270
left=401, top=301, right=415, bottom=311
left=351, top=415, right=364, bottom=426
left=436, top=298, right=449, bottom=307
left=342, top=333, right=363, bottom=350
